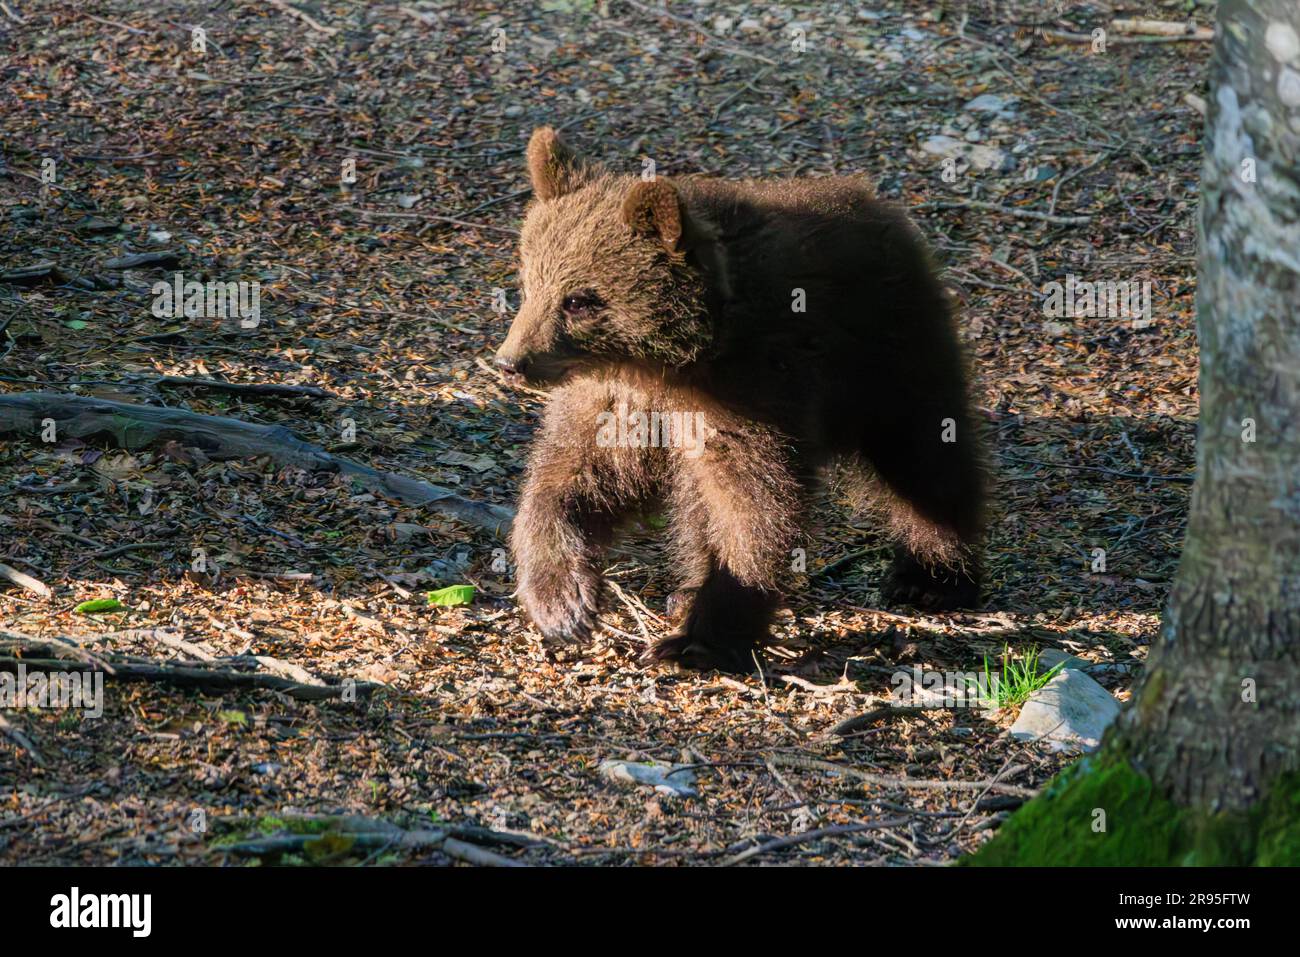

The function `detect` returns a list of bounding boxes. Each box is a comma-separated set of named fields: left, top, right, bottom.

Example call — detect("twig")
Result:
left=1184, top=92, right=1207, bottom=117
left=219, top=823, right=524, bottom=865
left=765, top=757, right=821, bottom=827
left=1038, top=28, right=1211, bottom=45
left=1049, top=149, right=1117, bottom=217
left=1110, top=17, right=1213, bottom=38
left=622, top=0, right=779, bottom=66
left=0, top=713, right=44, bottom=766
left=0, top=630, right=116, bottom=671
left=606, top=578, right=656, bottom=641
left=768, top=752, right=1037, bottom=797
left=150, top=376, right=335, bottom=399
left=442, top=837, right=523, bottom=867
left=82, top=13, right=144, bottom=33
left=140, top=628, right=216, bottom=662
left=1000, top=453, right=1194, bottom=484
left=0, top=652, right=377, bottom=702
left=827, top=705, right=933, bottom=738
left=711, top=65, right=774, bottom=122
left=719, top=819, right=908, bottom=866
left=265, top=0, right=339, bottom=36
left=918, top=199, right=1091, bottom=226
left=812, top=547, right=872, bottom=580
left=67, top=541, right=172, bottom=571
left=247, top=654, right=325, bottom=686
left=0, top=783, right=99, bottom=830
left=941, top=750, right=1028, bottom=839
left=342, top=207, right=521, bottom=235
left=0, top=561, right=51, bottom=598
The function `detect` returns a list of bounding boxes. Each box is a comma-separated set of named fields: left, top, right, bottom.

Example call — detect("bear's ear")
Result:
left=621, top=179, right=685, bottom=254
left=526, top=127, right=591, bottom=201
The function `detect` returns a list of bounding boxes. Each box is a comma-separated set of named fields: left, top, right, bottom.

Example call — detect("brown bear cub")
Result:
left=496, top=127, right=985, bottom=671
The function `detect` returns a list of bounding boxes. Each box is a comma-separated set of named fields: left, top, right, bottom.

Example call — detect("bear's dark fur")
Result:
left=496, top=127, right=986, bottom=670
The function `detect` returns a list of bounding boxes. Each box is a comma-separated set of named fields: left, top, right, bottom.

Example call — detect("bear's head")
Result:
left=494, top=127, right=717, bottom=386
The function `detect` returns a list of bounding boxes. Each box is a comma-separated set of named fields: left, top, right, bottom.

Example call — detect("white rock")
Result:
left=920, top=134, right=1010, bottom=172
left=1037, top=648, right=1093, bottom=672
left=964, top=93, right=1017, bottom=115
left=1009, top=669, right=1120, bottom=753
left=1279, top=67, right=1300, bottom=108
left=1266, top=22, right=1300, bottom=64
left=598, top=759, right=698, bottom=798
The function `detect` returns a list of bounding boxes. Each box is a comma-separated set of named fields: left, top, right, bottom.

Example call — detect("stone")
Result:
left=1266, top=22, right=1300, bottom=64
left=1037, top=648, right=1093, bottom=673
left=598, top=759, right=698, bottom=798
left=920, top=134, right=1011, bottom=172
left=963, top=93, right=1018, bottom=116
left=1009, top=669, right=1120, bottom=753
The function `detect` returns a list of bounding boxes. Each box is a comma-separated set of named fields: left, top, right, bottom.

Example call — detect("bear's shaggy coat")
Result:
left=496, top=127, right=986, bottom=670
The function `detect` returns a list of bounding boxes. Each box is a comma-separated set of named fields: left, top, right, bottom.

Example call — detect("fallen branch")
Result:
left=918, top=199, right=1091, bottom=226
left=1, top=656, right=371, bottom=701
left=0, top=392, right=514, bottom=534
left=135, top=627, right=216, bottom=661
left=0, top=262, right=68, bottom=286
left=719, top=819, right=908, bottom=867
left=0, top=783, right=99, bottom=831
left=0, top=630, right=116, bottom=671
left=827, top=705, right=935, bottom=738
left=102, top=251, right=180, bottom=270
left=341, top=206, right=521, bottom=236
left=0, top=632, right=379, bottom=702
left=217, top=815, right=525, bottom=866
left=811, top=548, right=872, bottom=581
left=151, top=376, right=334, bottom=399
left=1039, top=28, right=1212, bottom=45
left=265, top=0, right=339, bottom=36
left=622, top=0, right=778, bottom=66
left=67, top=541, right=172, bottom=571
left=0, top=713, right=45, bottom=766
left=0, top=561, right=51, bottom=598
left=1000, top=453, right=1194, bottom=484
left=768, top=752, right=1037, bottom=797
left=1038, top=20, right=1213, bottom=46
left=1111, top=18, right=1213, bottom=39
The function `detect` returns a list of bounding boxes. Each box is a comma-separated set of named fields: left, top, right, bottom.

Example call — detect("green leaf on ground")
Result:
left=427, top=584, right=475, bottom=607
left=74, top=598, right=125, bottom=614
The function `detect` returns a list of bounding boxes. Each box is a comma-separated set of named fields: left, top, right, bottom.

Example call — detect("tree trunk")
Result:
left=1119, top=0, right=1300, bottom=813
left=969, top=0, right=1300, bottom=864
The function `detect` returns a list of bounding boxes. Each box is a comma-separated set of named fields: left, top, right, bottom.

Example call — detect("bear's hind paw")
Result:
left=643, top=629, right=761, bottom=673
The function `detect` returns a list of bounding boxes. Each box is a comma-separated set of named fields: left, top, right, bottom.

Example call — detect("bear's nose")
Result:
left=495, top=353, right=529, bottom=376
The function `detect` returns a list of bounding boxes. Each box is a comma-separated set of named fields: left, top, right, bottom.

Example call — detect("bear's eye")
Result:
left=561, top=290, right=603, bottom=315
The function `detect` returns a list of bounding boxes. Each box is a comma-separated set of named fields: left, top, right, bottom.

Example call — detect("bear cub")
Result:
left=496, top=127, right=985, bottom=671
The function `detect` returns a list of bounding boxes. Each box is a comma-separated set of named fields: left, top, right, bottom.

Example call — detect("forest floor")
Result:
left=0, top=0, right=1209, bottom=865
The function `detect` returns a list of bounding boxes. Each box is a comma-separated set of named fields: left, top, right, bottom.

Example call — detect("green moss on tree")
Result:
left=963, top=749, right=1300, bottom=866
left=1254, top=777, right=1300, bottom=866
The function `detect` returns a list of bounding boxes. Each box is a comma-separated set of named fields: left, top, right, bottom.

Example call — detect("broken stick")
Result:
left=0, top=392, right=514, bottom=535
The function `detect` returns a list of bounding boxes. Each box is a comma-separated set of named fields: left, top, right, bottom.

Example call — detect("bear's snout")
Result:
left=494, top=351, right=529, bottom=377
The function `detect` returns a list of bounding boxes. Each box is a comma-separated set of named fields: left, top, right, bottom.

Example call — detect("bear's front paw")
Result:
left=881, top=552, right=980, bottom=611
left=643, top=627, right=761, bottom=674
left=518, top=562, right=602, bottom=642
